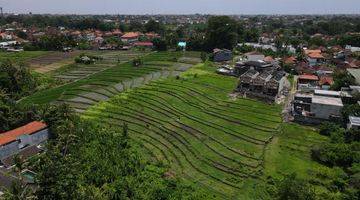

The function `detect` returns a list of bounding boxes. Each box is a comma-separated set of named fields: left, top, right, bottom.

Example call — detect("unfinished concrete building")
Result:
left=236, top=68, right=286, bottom=101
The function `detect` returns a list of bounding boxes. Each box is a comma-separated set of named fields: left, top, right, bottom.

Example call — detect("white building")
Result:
left=348, top=116, right=360, bottom=130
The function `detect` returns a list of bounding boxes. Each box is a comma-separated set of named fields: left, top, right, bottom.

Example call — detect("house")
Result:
left=283, top=56, right=297, bottom=66
left=314, top=65, right=334, bottom=76
left=264, top=56, right=275, bottom=64
left=0, top=145, right=42, bottom=194
left=0, top=121, right=49, bottom=160
left=295, top=62, right=314, bottom=75
left=314, top=90, right=341, bottom=98
left=145, top=32, right=160, bottom=40
left=213, top=49, right=232, bottom=62
left=85, top=33, right=96, bottom=41
left=121, top=32, right=140, bottom=43
left=297, top=74, right=319, bottom=92
left=244, top=51, right=265, bottom=62
left=94, top=36, right=104, bottom=44
left=239, top=43, right=277, bottom=52
left=216, top=65, right=235, bottom=76
left=319, top=76, right=334, bottom=90
left=348, top=116, right=360, bottom=130
left=112, top=29, right=123, bottom=37
left=133, top=41, right=154, bottom=48
left=0, top=41, right=18, bottom=49
left=345, top=45, right=360, bottom=53
left=234, top=60, right=276, bottom=76
left=0, top=33, right=13, bottom=40
left=293, top=93, right=343, bottom=123
left=304, top=49, right=325, bottom=66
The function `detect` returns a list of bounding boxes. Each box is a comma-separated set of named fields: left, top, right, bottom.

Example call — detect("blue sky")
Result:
left=1, top=0, right=360, bottom=14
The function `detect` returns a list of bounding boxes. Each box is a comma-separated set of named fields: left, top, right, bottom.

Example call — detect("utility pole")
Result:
left=0, top=7, right=3, bottom=18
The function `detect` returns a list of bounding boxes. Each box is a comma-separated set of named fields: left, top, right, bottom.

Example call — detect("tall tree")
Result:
left=205, top=16, right=240, bottom=50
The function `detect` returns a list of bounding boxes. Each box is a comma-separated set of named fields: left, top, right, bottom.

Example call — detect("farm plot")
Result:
left=51, top=51, right=147, bottom=82
left=20, top=52, right=199, bottom=107
left=82, top=63, right=282, bottom=198
left=28, top=51, right=84, bottom=73
left=0, top=51, right=49, bottom=63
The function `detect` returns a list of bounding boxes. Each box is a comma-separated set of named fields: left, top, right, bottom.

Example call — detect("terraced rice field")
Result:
left=21, top=52, right=199, bottom=109
left=52, top=51, right=147, bottom=81
left=82, top=63, right=283, bottom=198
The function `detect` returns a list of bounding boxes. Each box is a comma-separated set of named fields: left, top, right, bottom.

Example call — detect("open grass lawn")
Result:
left=0, top=51, right=49, bottom=63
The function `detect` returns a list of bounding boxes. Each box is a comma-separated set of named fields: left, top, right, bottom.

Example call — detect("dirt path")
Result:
left=282, top=75, right=297, bottom=122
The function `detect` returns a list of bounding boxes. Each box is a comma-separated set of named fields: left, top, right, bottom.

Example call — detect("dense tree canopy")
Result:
left=205, top=16, right=240, bottom=50
left=0, top=61, right=38, bottom=99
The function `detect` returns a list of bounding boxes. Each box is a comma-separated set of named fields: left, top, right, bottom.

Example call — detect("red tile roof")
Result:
left=299, top=74, right=319, bottom=81
left=319, top=76, right=334, bottom=86
left=284, top=56, right=297, bottom=64
left=0, top=122, right=47, bottom=146
left=308, top=52, right=325, bottom=59
left=264, top=56, right=274, bottom=62
left=134, top=42, right=153, bottom=47
left=304, top=49, right=322, bottom=55
left=121, top=32, right=140, bottom=39
left=112, top=29, right=123, bottom=35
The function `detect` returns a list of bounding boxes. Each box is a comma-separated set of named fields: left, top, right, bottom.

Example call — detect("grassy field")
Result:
left=0, top=51, right=49, bottom=63
left=79, top=63, right=337, bottom=199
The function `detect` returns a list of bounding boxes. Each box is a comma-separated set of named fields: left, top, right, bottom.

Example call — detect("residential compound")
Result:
left=235, top=52, right=288, bottom=102
left=0, top=25, right=159, bottom=51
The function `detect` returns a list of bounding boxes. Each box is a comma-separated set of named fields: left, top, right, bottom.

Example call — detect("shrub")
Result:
left=311, top=143, right=357, bottom=167
left=74, top=54, right=102, bottom=65
left=319, top=122, right=343, bottom=136
left=275, top=173, right=316, bottom=200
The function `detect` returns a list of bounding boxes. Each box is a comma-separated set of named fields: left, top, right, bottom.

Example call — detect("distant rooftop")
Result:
left=299, top=74, right=319, bottom=81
